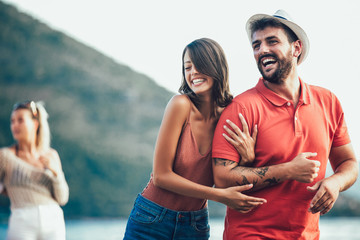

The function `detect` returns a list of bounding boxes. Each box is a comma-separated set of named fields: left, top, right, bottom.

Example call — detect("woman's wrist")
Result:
left=239, top=156, right=255, bottom=166
left=208, top=187, right=224, bottom=203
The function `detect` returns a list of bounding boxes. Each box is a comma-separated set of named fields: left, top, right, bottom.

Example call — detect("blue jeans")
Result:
left=123, top=194, right=210, bottom=240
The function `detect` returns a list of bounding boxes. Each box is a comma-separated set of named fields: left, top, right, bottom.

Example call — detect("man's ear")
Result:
left=293, top=40, right=302, bottom=59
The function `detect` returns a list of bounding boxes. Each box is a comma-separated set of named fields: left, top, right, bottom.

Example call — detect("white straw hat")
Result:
left=245, top=9, right=310, bottom=65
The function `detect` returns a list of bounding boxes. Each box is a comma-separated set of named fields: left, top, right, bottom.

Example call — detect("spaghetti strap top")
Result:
left=141, top=116, right=213, bottom=211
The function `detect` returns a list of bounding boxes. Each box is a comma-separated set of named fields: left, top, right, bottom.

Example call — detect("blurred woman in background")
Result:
left=0, top=100, right=69, bottom=240
left=123, top=38, right=266, bottom=240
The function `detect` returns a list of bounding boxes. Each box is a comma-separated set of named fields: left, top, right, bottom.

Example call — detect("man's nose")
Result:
left=258, top=43, right=270, bottom=54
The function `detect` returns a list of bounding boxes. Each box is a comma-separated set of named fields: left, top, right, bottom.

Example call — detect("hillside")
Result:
left=0, top=1, right=173, bottom=219
left=0, top=1, right=359, bottom=220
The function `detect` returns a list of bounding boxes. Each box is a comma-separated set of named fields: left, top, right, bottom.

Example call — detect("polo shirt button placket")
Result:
left=295, top=112, right=302, bottom=136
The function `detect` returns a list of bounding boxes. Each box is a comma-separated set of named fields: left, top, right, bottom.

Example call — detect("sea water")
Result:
left=0, top=217, right=359, bottom=239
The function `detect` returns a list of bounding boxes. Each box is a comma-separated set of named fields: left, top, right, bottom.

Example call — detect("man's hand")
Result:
left=307, top=177, right=341, bottom=215
left=287, top=152, right=320, bottom=183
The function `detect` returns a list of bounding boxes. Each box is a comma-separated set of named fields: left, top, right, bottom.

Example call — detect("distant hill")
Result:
left=0, top=1, right=173, bottom=219
left=0, top=1, right=359, bottom=220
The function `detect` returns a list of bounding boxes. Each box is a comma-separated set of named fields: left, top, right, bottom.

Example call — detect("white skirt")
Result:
left=7, top=204, right=66, bottom=240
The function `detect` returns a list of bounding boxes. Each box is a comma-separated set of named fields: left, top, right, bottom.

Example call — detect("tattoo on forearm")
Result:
left=264, top=177, right=280, bottom=186
left=213, top=158, right=237, bottom=166
left=254, top=167, right=269, bottom=178
left=234, top=166, right=268, bottom=176
left=237, top=176, right=258, bottom=187
left=214, top=158, right=277, bottom=189
left=236, top=175, right=251, bottom=186
left=252, top=179, right=258, bottom=188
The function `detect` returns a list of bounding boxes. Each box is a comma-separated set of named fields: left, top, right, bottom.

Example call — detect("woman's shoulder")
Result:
left=162, top=94, right=193, bottom=127
left=42, top=148, right=62, bottom=168
left=169, top=94, right=192, bottom=107
left=0, top=146, right=15, bottom=155
left=43, top=148, right=60, bottom=160
left=166, top=94, right=192, bottom=114
left=0, top=146, right=15, bottom=165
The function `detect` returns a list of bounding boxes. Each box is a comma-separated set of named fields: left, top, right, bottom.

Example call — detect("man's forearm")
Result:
left=332, top=160, right=358, bottom=192
left=213, top=158, right=289, bottom=191
left=329, top=144, right=359, bottom=192
left=213, top=153, right=320, bottom=191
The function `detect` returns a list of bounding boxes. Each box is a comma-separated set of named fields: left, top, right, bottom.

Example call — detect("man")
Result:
left=212, top=10, right=358, bottom=239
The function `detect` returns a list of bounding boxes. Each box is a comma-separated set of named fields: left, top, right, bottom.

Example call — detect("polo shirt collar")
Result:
left=255, top=77, right=311, bottom=106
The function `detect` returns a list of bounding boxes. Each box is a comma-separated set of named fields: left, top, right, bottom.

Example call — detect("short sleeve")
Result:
left=212, top=101, right=247, bottom=162
left=331, top=94, right=351, bottom=147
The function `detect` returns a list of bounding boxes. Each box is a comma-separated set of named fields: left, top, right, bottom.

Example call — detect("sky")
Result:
left=3, top=0, right=360, bottom=157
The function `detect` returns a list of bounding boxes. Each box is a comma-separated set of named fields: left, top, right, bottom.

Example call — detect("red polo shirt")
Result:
left=212, top=78, right=350, bottom=240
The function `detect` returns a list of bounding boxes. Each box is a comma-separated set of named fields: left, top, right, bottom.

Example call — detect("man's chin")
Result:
left=259, top=67, right=274, bottom=79
left=261, top=72, right=275, bottom=81
left=262, top=74, right=282, bottom=84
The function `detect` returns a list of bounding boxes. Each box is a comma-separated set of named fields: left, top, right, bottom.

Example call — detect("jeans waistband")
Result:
left=137, top=194, right=208, bottom=221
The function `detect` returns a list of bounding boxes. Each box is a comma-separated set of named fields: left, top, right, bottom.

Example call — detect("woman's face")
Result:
left=10, top=109, right=38, bottom=142
left=183, top=50, right=214, bottom=95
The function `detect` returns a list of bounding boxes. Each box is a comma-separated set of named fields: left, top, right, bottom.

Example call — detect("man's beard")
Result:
left=258, top=50, right=293, bottom=84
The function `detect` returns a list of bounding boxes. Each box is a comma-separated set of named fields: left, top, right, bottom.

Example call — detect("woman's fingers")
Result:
left=222, top=132, right=237, bottom=146
left=238, top=113, right=250, bottom=136
left=223, top=124, right=240, bottom=141
left=232, top=185, right=267, bottom=203
left=252, top=124, right=258, bottom=142
left=225, top=119, right=245, bottom=138
left=224, top=114, right=254, bottom=140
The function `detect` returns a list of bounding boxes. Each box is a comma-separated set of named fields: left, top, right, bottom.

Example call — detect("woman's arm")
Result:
left=215, top=114, right=320, bottom=191
left=41, top=149, right=69, bottom=206
left=152, top=95, right=266, bottom=212
left=222, top=113, right=257, bottom=166
left=0, top=150, right=8, bottom=196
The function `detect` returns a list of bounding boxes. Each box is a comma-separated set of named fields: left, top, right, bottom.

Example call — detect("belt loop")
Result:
left=191, top=211, right=195, bottom=225
left=158, top=208, right=167, bottom=222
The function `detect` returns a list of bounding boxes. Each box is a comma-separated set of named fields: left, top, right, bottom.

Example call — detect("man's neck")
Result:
left=264, top=70, right=301, bottom=107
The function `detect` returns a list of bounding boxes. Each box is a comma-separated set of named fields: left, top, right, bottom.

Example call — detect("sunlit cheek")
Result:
left=209, top=80, right=214, bottom=89
left=10, top=120, right=17, bottom=131
left=10, top=126, right=15, bottom=136
left=29, top=122, right=37, bottom=133
left=185, top=74, right=192, bottom=86
left=20, top=120, right=33, bottom=134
